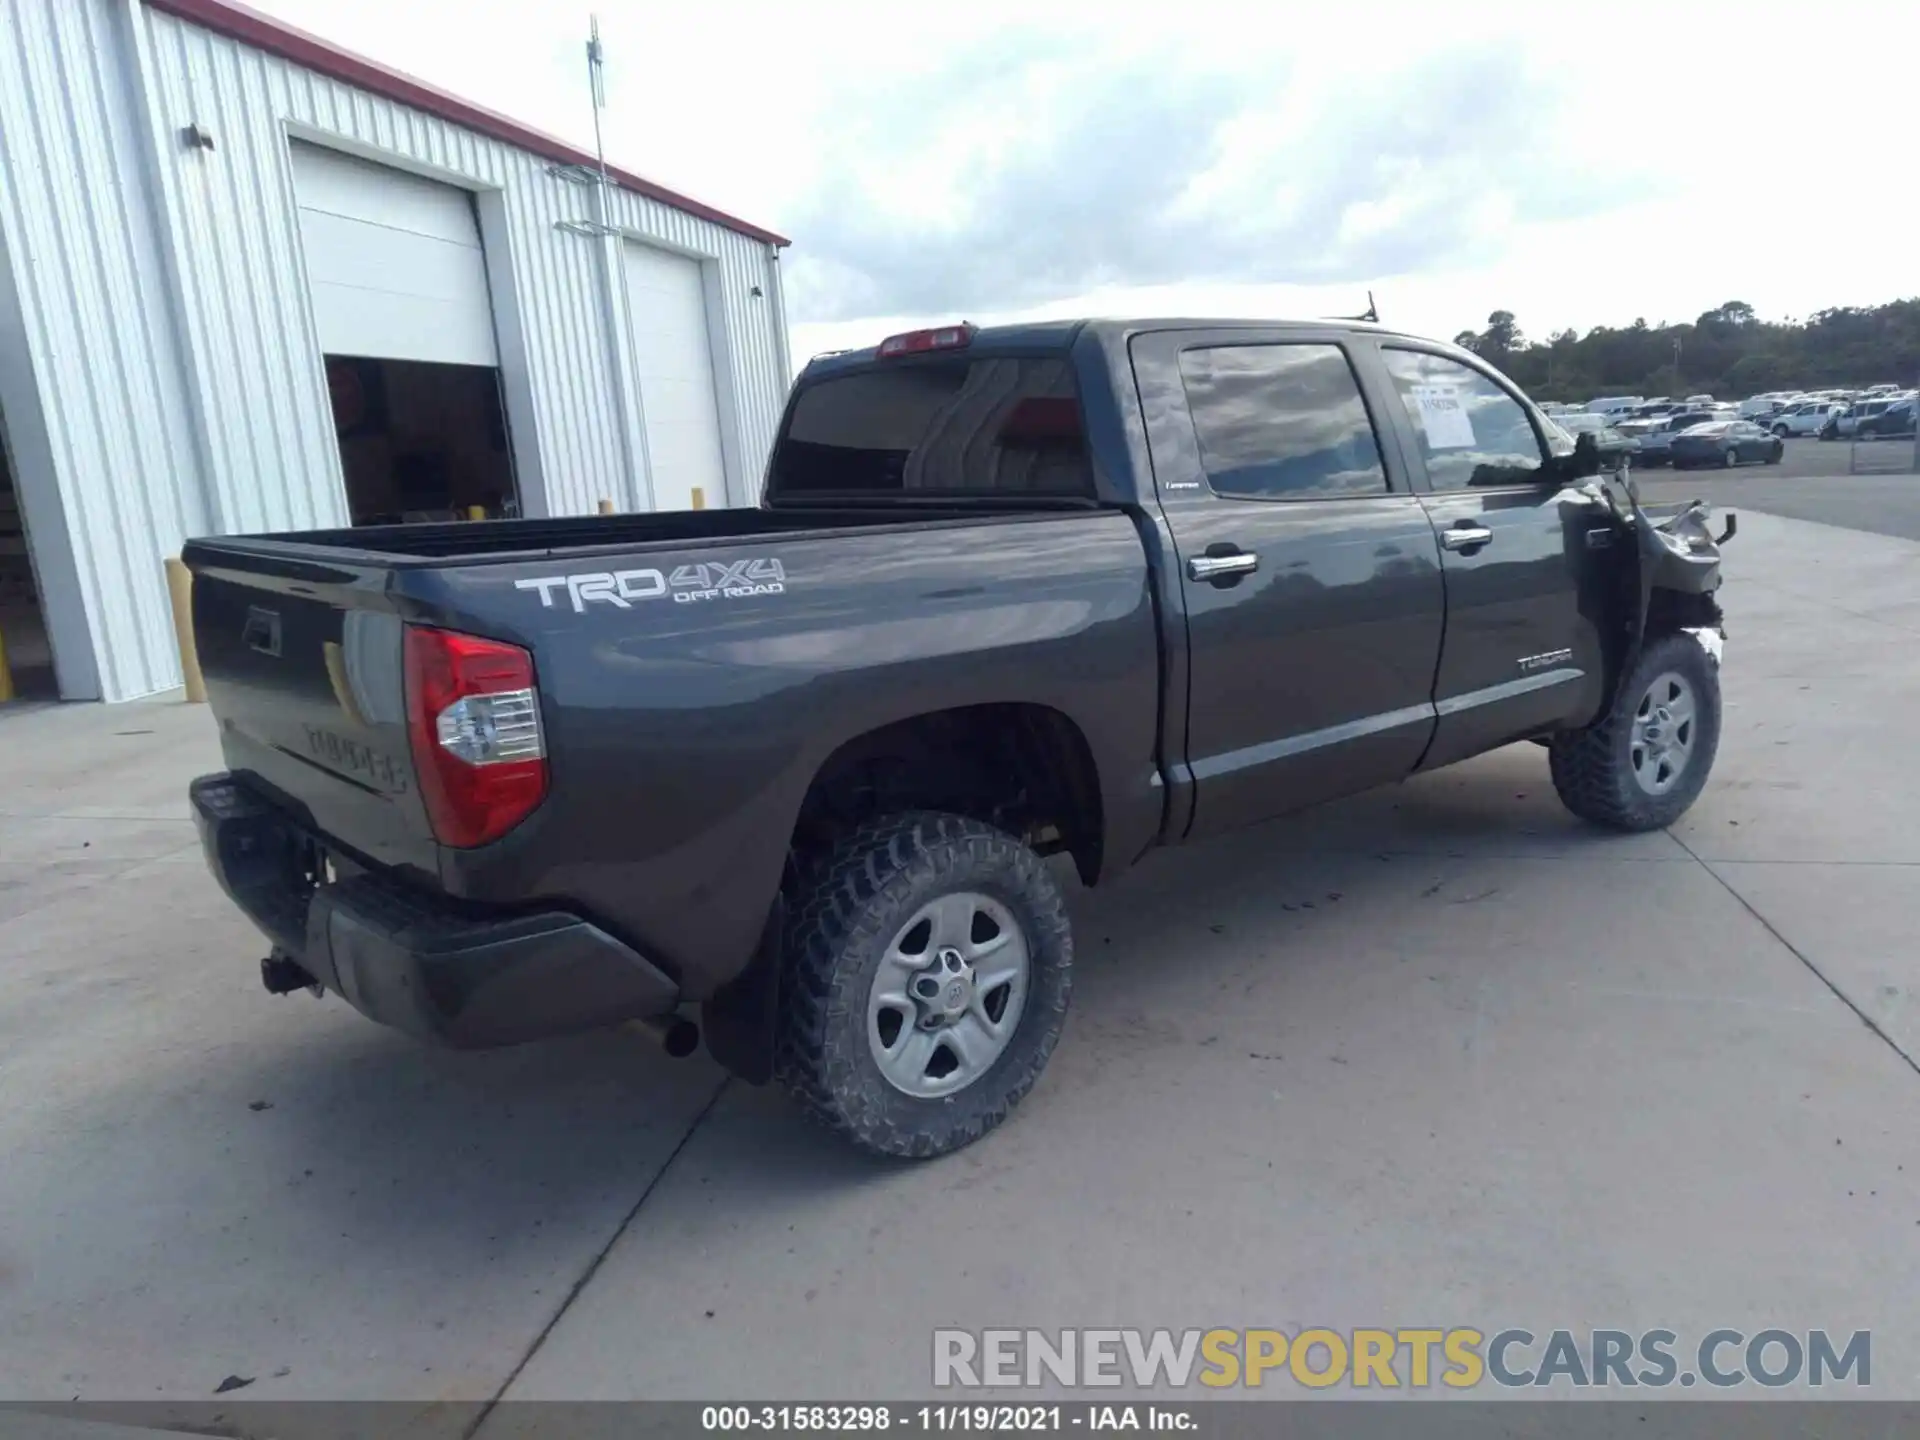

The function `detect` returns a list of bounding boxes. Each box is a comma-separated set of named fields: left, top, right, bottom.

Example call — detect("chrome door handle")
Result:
left=1187, top=552, right=1260, bottom=582
left=1441, top=525, right=1494, bottom=551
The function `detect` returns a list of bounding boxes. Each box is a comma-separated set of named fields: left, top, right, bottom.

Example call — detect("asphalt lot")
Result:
left=4, top=508, right=1920, bottom=1431
left=1638, top=435, right=1920, bottom=541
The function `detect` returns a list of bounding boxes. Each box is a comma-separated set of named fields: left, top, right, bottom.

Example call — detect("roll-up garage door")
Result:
left=624, top=243, right=728, bottom=512
left=289, top=142, right=498, bottom=366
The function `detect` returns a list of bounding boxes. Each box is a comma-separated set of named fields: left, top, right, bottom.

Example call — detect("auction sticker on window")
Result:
left=1411, top=385, right=1478, bottom=449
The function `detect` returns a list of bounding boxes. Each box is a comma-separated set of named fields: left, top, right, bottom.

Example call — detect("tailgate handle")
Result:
left=242, top=606, right=282, bottom=658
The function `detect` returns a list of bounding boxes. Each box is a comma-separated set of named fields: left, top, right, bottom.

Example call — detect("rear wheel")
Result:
left=1722, top=446, right=1738, bottom=468
left=775, top=811, right=1073, bottom=1158
left=1550, top=631, right=1721, bottom=832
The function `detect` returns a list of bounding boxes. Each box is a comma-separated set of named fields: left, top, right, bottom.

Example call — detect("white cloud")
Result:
left=248, top=0, right=1920, bottom=367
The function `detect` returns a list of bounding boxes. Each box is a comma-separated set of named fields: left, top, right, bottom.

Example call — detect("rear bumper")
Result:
left=190, top=773, right=679, bottom=1048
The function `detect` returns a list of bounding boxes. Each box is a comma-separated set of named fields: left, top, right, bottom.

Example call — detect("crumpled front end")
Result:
left=1641, top=497, right=1732, bottom=600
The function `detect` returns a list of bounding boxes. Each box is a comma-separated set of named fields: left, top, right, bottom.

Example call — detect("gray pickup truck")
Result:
left=186, top=317, right=1731, bottom=1158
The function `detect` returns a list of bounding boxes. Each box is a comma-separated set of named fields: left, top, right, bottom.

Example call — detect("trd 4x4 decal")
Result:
left=515, top=557, right=787, bottom=613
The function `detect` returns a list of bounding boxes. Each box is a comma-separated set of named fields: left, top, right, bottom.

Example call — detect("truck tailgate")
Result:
left=188, top=548, right=439, bottom=878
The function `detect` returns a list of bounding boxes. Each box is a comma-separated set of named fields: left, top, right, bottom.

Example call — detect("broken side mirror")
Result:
left=1546, top=429, right=1605, bottom=484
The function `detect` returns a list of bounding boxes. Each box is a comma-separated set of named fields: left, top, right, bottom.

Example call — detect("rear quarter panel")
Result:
left=411, top=512, right=1163, bottom=998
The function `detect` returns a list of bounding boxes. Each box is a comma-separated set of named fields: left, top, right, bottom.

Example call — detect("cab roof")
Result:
left=798, top=316, right=1438, bottom=380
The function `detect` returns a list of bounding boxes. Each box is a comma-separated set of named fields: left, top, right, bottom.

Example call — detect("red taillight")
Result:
left=877, top=323, right=975, bottom=358
left=403, top=626, right=548, bottom=848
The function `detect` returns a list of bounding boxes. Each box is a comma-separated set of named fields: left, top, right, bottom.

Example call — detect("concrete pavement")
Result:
left=1636, top=434, right=1920, bottom=542
left=1, top=509, right=1917, bottom=1425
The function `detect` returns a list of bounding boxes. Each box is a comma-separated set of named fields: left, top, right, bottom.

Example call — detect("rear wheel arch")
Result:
left=787, top=702, right=1107, bottom=886
left=702, top=703, right=1105, bottom=1086
left=773, top=810, right=1074, bottom=1157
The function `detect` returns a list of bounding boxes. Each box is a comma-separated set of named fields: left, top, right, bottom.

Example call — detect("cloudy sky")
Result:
left=252, top=0, right=1915, bottom=369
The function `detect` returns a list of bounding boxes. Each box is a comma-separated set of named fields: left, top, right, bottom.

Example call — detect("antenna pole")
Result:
left=587, top=16, right=613, bottom=227
left=581, top=15, right=654, bottom=511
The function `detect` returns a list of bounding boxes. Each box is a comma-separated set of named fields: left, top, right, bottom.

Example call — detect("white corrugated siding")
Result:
left=0, top=0, right=790, bottom=700
left=0, top=0, right=214, bottom=701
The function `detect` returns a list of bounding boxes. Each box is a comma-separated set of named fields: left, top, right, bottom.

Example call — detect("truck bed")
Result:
left=190, top=499, right=1099, bottom=566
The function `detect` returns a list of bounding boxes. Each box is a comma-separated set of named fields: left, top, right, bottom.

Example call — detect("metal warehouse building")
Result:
left=0, top=0, right=793, bottom=703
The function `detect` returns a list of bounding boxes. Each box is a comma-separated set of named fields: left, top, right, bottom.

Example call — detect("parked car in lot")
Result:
left=1548, top=411, right=1638, bottom=472
left=184, top=317, right=1732, bottom=1158
left=1820, top=398, right=1897, bottom=440
left=1771, top=401, right=1840, bottom=437
left=1854, top=397, right=1917, bottom=439
left=1623, top=409, right=1721, bottom=466
left=1670, top=419, right=1784, bottom=468
left=1625, top=400, right=1680, bottom=420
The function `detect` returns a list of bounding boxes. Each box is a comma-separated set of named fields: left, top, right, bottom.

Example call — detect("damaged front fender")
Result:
left=1683, top=625, right=1724, bottom=669
left=1640, top=497, right=1731, bottom=601
left=1580, top=477, right=1731, bottom=724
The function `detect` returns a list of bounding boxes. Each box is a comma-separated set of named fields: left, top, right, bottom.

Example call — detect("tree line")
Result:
left=1450, top=299, right=1920, bottom=403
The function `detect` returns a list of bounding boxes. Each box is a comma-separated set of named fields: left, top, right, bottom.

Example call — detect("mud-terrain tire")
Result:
left=1550, top=631, right=1722, bottom=832
left=775, top=812, right=1072, bottom=1158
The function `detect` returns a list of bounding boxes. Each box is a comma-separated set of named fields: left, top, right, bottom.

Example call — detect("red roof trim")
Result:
left=145, top=0, right=791, bottom=247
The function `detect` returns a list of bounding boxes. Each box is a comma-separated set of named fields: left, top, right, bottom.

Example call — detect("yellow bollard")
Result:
left=597, top=498, right=614, bottom=515
left=164, top=557, right=207, bottom=704
left=0, top=620, right=13, bottom=703
left=466, top=505, right=486, bottom=521
left=691, top=486, right=706, bottom=511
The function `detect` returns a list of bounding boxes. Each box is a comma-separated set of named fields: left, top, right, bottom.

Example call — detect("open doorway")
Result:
left=324, top=356, right=519, bottom=525
left=0, top=416, right=57, bottom=702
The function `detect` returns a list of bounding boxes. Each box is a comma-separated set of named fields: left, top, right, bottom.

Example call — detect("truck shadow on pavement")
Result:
left=209, top=744, right=1673, bottom=1219
left=17, top=744, right=1688, bottom=1412
left=585, top=744, right=1684, bottom=1187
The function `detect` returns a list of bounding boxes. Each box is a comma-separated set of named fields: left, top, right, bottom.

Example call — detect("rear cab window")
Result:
left=767, top=356, right=1093, bottom=500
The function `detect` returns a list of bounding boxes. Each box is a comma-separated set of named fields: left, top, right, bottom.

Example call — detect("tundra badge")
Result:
left=1517, top=648, right=1573, bottom=673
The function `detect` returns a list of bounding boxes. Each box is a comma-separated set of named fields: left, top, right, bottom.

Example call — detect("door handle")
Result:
left=1440, top=524, right=1494, bottom=552
left=1187, top=552, right=1260, bottom=583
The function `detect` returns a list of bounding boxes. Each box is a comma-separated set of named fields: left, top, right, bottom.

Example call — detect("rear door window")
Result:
left=1176, top=343, right=1389, bottom=500
left=770, top=357, right=1091, bottom=497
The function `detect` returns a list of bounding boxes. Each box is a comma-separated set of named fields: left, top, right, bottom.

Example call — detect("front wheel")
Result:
left=1722, top=446, right=1738, bottom=468
left=1549, top=631, right=1722, bottom=832
left=1772, top=424, right=1790, bottom=437
left=1765, top=443, right=1782, bottom=464
left=775, top=812, right=1073, bottom=1158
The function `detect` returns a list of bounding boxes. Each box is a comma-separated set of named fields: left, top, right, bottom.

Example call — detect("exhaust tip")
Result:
left=261, top=951, right=319, bottom=996
left=630, top=1014, right=701, bottom=1059
left=661, top=1018, right=701, bottom=1059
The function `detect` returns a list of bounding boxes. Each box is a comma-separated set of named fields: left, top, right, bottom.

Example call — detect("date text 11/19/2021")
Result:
left=701, top=1404, right=1196, bottom=1432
